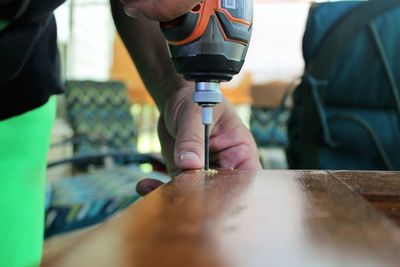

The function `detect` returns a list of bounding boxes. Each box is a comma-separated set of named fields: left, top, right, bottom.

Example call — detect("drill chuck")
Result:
left=193, top=81, right=222, bottom=125
left=193, top=82, right=222, bottom=105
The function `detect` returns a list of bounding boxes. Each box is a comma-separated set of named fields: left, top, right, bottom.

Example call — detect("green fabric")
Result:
left=0, top=97, right=56, bottom=267
left=0, top=20, right=9, bottom=31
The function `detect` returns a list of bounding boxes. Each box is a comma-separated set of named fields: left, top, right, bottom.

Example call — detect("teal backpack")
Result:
left=287, top=0, right=400, bottom=170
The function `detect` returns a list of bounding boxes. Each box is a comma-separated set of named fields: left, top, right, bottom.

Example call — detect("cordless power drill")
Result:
left=161, top=0, right=253, bottom=170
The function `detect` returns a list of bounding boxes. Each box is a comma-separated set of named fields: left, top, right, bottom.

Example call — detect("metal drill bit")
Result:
left=204, top=124, right=210, bottom=170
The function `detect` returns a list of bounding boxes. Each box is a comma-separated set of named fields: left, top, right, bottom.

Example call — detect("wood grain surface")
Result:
left=334, top=171, right=400, bottom=225
left=42, top=170, right=400, bottom=267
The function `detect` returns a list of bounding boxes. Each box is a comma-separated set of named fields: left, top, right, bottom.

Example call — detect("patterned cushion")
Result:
left=250, top=107, right=289, bottom=148
left=65, top=80, right=137, bottom=168
left=45, top=166, right=169, bottom=238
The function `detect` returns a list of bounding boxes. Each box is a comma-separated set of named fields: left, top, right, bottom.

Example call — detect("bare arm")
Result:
left=110, top=0, right=187, bottom=112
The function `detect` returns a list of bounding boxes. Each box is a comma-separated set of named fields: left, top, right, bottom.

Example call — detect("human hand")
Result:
left=136, top=85, right=262, bottom=196
left=121, top=0, right=201, bottom=21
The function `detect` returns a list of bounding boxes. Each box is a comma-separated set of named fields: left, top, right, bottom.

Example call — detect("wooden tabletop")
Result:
left=42, top=170, right=400, bottom=267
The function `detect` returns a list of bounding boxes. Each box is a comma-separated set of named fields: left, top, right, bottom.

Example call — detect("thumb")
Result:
left=172, top=104, right=205, bottom=171
left=136, top=178, right=165, bottom=196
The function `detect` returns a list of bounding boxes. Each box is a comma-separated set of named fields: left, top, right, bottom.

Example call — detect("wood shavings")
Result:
left=203, top=169, right=219, bottom=176
left=195, top=169, right=219, bottom=176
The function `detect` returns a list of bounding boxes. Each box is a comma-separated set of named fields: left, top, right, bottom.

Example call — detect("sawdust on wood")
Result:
left=202, top=169, right=219, bottom=176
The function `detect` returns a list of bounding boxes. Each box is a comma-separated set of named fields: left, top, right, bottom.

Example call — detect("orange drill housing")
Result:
left=161, top=0, right=253, bottom=82
left=167, top=0, right=252, bottom=46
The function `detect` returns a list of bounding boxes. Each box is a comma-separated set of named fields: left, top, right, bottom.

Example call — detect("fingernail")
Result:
left=179, top=152, right=200, bottom=162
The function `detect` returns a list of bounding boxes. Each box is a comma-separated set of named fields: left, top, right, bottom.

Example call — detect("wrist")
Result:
left=146, top=74, right=190, bottom=113
left=160, top=82, right=193, bottom=112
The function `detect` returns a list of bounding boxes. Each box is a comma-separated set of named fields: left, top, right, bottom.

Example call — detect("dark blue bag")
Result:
left=287, top=0, right=400, bottom=170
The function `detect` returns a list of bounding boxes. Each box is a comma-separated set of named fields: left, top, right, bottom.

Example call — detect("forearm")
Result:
left=110, top=0, right=189, bottom=112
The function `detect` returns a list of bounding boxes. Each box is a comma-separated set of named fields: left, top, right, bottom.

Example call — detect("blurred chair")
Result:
left=250, top=81, right=294, bottom=169
left=251, top=107, right=289, bottom=147
left=250, top=81, right=291, bottom=148
left=45, top=80, right=168, bottom=238
left=64, top=80, right=139, bottom=170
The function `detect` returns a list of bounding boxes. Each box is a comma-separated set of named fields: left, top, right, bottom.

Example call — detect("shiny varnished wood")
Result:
left=42, top=170, right=400, bottom=267
left=333, top=171, right=400, bottom=225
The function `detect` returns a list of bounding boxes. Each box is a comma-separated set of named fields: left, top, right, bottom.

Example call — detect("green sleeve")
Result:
left=0, top=97, right=56, bottom=267
left=0, top=19, right=9, bottom=31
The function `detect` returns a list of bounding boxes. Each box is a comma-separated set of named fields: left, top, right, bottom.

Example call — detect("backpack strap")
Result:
left=300, top=0, right=400, bottom=168
left=309, top=0, right=400, bottom=80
